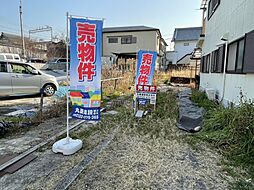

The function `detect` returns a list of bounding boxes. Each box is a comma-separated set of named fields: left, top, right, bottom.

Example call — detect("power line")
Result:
left=0, top=24, right=55, bottom=40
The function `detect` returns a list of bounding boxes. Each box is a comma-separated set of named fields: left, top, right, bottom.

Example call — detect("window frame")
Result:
left=0, top=62, right=8, bottom=73
left=226, top=37, right=246, bottom=74
left=243, top=30, right=254, bottom=73
left=208, top=0, right=220, bottom=20
left=211, top=49, right=218, bottom=73
left=10, top=63, right=33, bottom=75
left=121, top=36, right=136, bottom=44
left=201, top=54, right=210, bottom=73
left=108, top=37, right=118, bottom=43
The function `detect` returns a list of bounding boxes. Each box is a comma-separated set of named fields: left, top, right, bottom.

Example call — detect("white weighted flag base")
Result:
left=52, top=137, right=82, bottom=156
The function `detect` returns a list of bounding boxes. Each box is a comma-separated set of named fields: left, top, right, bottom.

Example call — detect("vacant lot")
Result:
left=1, top=88, right=249, bottom=190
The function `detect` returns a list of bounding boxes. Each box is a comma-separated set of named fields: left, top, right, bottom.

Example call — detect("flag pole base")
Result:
left=52, top=137, right=82, bottom=155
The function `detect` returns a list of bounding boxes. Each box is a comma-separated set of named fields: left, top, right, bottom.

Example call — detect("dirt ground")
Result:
left=0, top=87, right=243, bottom=190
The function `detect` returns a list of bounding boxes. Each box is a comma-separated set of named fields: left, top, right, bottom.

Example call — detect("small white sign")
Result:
left=136, top=92, right=157, bottom=105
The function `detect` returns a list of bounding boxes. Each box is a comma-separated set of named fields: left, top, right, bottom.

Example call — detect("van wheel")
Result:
left=43, top=84, right=55, bottom=96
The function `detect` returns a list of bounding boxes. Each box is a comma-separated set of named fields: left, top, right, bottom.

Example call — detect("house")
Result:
left=102, top=26, right=167, bottom=71
left=169, top=27, right=202, bottom=65
left=166, top=27, right=202, bottom=84
left=199, top=0, right=254, bottom=105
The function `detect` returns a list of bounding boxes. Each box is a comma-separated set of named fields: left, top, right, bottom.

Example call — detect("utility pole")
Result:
left=19, top=0, right=26, bottom=58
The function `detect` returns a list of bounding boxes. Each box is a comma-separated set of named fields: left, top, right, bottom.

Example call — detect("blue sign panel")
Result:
left=69, top=18, right=103, bottom=121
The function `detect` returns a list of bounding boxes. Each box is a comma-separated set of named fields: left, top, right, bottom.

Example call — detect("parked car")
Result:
left=0, top=53, right=21, bottom=62
left=0, top=61, right=59, bottom=97
left=27, top=58, right=46, bottom=63
left=41, top=58, right=70, bottom=71
left=48, top=58, right=70, bottom=64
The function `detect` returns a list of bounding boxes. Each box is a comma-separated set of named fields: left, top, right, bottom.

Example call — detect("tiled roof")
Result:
left=172, top=27, right=202, bottom=42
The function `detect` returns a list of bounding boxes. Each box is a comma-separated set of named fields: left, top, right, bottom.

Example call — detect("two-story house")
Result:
left=199, top=0, right=254, bottom=105
left=167, top=27, right=202, bottom=66
left=102, top=26, right=167, bottom=71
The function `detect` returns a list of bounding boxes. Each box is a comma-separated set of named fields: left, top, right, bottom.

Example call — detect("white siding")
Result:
left=174, top=40, right=197, bottom=61
left=200, top=0, right=254, bottom=105
left=102, top=31, right=158, bottom=56
left=202, top=0, right=254, bottom=54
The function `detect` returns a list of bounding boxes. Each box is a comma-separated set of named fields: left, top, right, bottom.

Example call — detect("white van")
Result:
left=0, top=61, right=59, bottom=97
left=0, top=53, right=21, bottom=62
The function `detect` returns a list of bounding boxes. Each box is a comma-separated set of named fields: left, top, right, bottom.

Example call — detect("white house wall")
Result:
left=174, top=40, right=197, bottom=61
left=200, top=0, right=254, bottom=105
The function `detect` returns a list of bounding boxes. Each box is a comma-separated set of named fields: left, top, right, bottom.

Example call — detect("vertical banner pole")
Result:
left=66, top=12, right=70, bottom=142
left=134, top=49, right=139, bottom=115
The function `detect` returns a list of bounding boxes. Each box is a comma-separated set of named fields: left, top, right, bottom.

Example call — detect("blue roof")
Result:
left=172, top=27, right=202, bottom=42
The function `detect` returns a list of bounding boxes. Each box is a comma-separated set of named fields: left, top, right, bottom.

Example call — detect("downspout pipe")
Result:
left=220, top=40, right=228, bottom=103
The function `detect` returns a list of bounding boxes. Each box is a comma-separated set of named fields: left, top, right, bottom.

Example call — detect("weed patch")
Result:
left=189, top=90, right=254, bottom=188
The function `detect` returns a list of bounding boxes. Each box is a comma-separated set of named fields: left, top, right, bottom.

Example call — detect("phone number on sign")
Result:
left=72, top=113, right=99, bottom=120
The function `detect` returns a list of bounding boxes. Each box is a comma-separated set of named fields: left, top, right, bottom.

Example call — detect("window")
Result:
left=0, top=55, right=4, bottom=60
left=227, top=42, right=237, bottom=72
left=208, top=0, right=220, bottom=19
left=184, top=43, right=189, bottom=46
left=132, top=37, right=137, bottom=43
left=25, top=65, right=37, bottom=73
left=206, top=54, right=211, bottom=73
left=211, top=46, right=225, bottom=73
left=217, top=45, right=225, bottom=73
left=211, top=50, right=218, bottom=72
left=121, top=36, right=136, bottom=44
left=243, top=30, right=254, bottom=73
left=5, top=55, right=13, bottom=60
left=0, top=62, right=7, bottom=72
left=201, top=54, right=210, bottom=73
left=236, top=39, right=245, bottom=72
left=108, top=37, right=118, bottom=43
left=13, top=55, right=20, bottom=60
left=11, top=64, right=31, bottom=74
left=226, top=39, right=245, bottom=73
left=57, top=58, right=70, bottom=63
left=121, top=36, right=132, bottom=44
left=202, top=45, right=225, bottom=73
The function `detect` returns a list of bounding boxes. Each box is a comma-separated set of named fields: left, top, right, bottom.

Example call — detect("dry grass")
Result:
left=153, top=71, right=171, bottom=86
left=69, top=90, right=235, bottom=190
left=102, top=69, right=172, bottom=96
left=170, top=67, right=197, bottom=79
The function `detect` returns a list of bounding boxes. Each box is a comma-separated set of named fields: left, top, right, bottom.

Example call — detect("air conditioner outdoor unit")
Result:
left=205, top=88, right=216, bottom=101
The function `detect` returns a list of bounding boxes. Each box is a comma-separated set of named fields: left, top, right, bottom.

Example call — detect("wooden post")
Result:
left=113, top=79, right=118, bottom=92
left=40, top=88, right=44, bottom=123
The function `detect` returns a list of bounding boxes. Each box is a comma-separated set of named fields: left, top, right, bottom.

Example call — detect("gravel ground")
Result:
left=0, top=120, right=113, bottom=190
left=0, top=116, right=75, bottom=156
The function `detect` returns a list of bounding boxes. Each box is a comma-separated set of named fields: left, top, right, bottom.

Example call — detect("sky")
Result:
left=0, top=0, right=202, bottom=47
